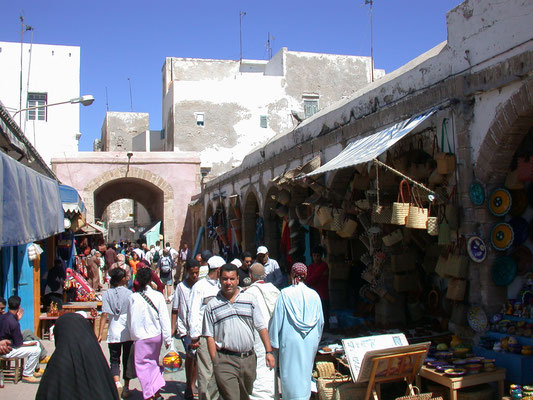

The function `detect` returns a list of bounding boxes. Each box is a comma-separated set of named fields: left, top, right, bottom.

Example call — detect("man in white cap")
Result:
left=245, top=263, right=280, bottom=400
left=256, top=246, right=285, bottom=288
left=188, top=255, right=225, bottom=400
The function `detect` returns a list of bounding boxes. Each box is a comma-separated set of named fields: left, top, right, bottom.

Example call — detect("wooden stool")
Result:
left=0, top=358, right=24, bottom=384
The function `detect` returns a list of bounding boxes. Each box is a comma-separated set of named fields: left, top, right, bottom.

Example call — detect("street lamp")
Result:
left=12, top=95, right=95, bottom=117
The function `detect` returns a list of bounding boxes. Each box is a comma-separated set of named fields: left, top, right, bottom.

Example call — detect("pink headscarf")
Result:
left=291, top=262, right=307, bottom=285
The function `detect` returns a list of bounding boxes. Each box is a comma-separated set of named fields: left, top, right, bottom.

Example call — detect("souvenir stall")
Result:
left=292, top=109, right=521, bottom=399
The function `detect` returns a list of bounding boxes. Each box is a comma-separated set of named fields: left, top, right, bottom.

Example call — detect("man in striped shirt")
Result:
left=203, top=263, right=275, bottom=400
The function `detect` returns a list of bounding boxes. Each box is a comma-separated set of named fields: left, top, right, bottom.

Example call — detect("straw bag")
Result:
left=382, top=229, right=403, bottom=246
left=316, top=206, right=333, bottom=227
left=405, top=188, right=429, bottom=230
left=317, top=375, right=352, bottom=400
left=426, top=204, right=439, bottom=236
left=392, top=179, right=411, bottom=225
left=332, top=381, right=367, bottom=400
left=337, top=218, right=358, bottom=238
left=316, top=362, right=336, bottom=377
left=395, top=386, right=442, bottom=400
left=330, top=209, right=345, bottom=232
left=435, top=119, right=455, bottom=175
left=446, top=278, right=467, bottom=301
left=517, top=156, right=533, bottom=182
left=445, top=238, right=469, bottom=279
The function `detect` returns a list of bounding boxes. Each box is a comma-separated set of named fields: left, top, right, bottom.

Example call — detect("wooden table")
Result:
left=416, top=366, right=505, bottom=400
left=39, top=313, right=97, bottom=339
left=62, top=301, right=101, bottom=311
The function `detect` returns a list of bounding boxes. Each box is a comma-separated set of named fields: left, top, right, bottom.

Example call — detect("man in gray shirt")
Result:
left=203, top=263, right=275, bottom=400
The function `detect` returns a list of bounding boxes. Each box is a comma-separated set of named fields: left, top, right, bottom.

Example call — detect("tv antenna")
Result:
left=266, top=32, right=274, bottom=60
left=19, top=15, right=33, bottom=126
left=127, top=78, right=133, bottom=112
left=105, top=86, right=109, bottom=111
left=239, top=11, right=246, bottom=62
left=364, top=0, right=375, bottom=82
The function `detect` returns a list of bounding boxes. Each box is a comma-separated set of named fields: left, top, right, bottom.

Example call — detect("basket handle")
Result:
left=398, top=179, right=411, bottom=203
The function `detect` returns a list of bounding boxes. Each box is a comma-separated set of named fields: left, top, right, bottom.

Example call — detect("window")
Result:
left=160, top=128, right=165, bottom=140
left=260, top=115, right=268, bottom=128
left=27, top=92, right=47, bottom=121
left=195, top=112, right=205, bottom=127
left=303, top=94, right=319, bottom=119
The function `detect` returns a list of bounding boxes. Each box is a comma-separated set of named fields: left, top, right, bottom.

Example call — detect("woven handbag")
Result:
left=395, top=386, right=442, bottom=400
left=317, top=206, right=333, bottom=227
left=435, top=119, right=455, bottom=175
left=317, top=375, right=352, bottom=400
left=330, top=209, right=345, bottom=232
left=332, top=381, right=368, bottom=400
left=392, top=179, right=411, bottom=225
left=337, top=218, right=358, bottom=238
left=405, top=188, right=429, bottom=229
left=426, top=204, right=439, bottom=236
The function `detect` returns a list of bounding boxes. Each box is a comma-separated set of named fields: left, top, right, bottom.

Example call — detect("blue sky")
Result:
left=1, top=0, right=463, bottom=151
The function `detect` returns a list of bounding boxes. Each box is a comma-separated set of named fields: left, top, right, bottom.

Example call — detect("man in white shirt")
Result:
left=256, top=246, right=285, bottom=289
left=132, top=244, right=145, bottom=260
left=166, top=242, right=179, bottom=263
left=244, top=263, right=280, bottom=400
left=188, top=255, right=225, bottom=400
left=171, top=259, right=200, bottom=400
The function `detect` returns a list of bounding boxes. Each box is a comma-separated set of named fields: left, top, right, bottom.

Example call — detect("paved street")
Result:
left=1, top=304, right=187, bottom=399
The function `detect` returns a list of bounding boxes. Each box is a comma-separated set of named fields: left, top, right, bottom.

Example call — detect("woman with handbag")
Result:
left=127, top=268, right=172, bottom=400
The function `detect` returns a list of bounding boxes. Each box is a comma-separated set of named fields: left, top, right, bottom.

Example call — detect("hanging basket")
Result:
left=391, top=180, right=411, bottom=225
left=337, top=218, right=358, bottom=238
left=316, top=206, right=334, bottom=227
left=277, top=190, right=291, bottom=205
left=405, top=188, right=428, bottom=230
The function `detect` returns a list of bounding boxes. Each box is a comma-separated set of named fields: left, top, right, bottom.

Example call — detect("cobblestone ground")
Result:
left=1, top=304, right=187, bottom=399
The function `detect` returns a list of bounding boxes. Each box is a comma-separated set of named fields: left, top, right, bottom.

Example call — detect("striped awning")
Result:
left=305, top=108, right=437, bottom=177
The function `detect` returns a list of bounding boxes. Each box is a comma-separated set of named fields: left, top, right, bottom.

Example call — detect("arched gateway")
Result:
left=52, top=151, right=200, bottom=247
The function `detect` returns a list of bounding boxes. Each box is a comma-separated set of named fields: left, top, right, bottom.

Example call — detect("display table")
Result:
left=62, top=301, right=101, bottom=311
left=416, top=366, right=505, bottom=400
left=39, top=313, right=97, bottom=339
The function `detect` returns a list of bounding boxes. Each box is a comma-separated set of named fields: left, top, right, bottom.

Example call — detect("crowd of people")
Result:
left=0, top=241, right=330, bottom=400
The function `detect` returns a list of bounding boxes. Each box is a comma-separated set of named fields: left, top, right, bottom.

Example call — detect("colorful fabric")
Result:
left=291, top=262, right=307, bottom=285
left=134, top=334, right=165, bottom=399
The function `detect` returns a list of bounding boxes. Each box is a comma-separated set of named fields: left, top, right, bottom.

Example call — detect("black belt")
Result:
left=218, top=348, right=254, bottom=358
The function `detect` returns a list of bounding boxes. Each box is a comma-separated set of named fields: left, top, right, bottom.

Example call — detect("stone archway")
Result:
left=471, top=79, right=533, bottom=312
left=84, top=166, right=175, bottom=244
left=243, top=191, right=259, bottom=253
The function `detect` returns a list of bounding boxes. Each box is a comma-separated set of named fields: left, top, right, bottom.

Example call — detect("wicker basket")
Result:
left=317, top=374, right=352, bottom=400
left=316, top=361, right=336, bottom=377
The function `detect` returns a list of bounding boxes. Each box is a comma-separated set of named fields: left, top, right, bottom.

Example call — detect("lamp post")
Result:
left=12, top=95, right=95, bottom=117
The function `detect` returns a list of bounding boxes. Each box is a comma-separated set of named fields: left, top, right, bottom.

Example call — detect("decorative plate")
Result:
left=444, top=368, right=466, bottom=377
left=467, top=236, right=487, bottom=263
left=512, top=245, right=533, bottom=276
left=488, top=188, right=512, bottom=216
left=492, top=256, right=518, bottom=286
left=510, top=217, right=529, bottom=246
left=467, top=306, right=488, bottom=333
left=469, top=182, right=485, bottom=206
left=510, top=189, right=528, bottom=216
left=491, top=223, right=514, bottom=251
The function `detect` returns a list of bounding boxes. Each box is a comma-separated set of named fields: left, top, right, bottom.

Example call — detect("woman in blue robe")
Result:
left=269, top=262, right=324, bottom=400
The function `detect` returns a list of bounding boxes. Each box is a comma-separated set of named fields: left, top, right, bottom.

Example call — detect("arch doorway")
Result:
left=243, top=192, right=259, bottom=253
left=93, top=177, right=165, bottom=240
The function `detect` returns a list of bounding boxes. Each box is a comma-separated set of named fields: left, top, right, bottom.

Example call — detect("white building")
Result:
left=0, top=41, right=81, bottom=166
left=162, top=47, right=384, bottom=175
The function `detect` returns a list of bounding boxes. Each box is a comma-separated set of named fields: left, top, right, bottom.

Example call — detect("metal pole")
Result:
left=369, top=0, right=374, bottom=82
left=19, top=16, right=24, bottom=127
left=239, top=11, right=246, bottom=62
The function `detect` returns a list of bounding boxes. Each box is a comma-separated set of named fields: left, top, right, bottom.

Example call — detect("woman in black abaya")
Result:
left=36, top=312, right=119, bottom=400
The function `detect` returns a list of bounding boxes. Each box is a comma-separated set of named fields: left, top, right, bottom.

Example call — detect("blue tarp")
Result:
left=59, top=184, right=86, bottom=215
left=0, top=151, right=64, bottom=246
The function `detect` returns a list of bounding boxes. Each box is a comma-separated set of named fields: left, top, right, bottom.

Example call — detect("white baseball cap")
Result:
left=230, top=258, right=242, bottom=268
left=257, top=246, right=268, bottom=255
left=207, top=256, right=225, bottom=270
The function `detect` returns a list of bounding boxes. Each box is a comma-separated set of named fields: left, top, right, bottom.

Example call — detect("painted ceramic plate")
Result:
left=469, top=182, right=485, bottom=206
left=445, top=368, right=466, bottom=377
left=467, top=306, right=488, bottom=333
left=467, top=236, right=487, bottom=263
left=491, top=223, right=514, bottom=251
left=492, top=256, right=517, bottom=286
left=488, top=188, right=512, bottom=216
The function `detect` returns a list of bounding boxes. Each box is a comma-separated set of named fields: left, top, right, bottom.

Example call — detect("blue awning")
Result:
left=305, top=108, right=437, bottom=177
left=59, top=184, right=86, bottom=215
left=0, top=151, right=64, bottom=246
